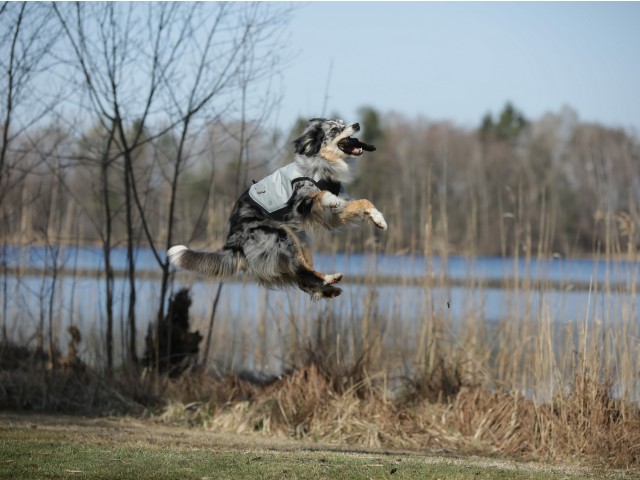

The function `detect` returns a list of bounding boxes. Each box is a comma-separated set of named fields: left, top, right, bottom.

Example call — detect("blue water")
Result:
left=3, top=244, right=639, bottom=285
left=2, top=245, right=639, bottom=370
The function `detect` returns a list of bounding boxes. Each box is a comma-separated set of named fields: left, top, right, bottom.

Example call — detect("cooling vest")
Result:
left=248, top=162, right=342, bottom=221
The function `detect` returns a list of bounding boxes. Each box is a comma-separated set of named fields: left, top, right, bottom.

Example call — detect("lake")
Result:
left=2, top=245, right=639, bottom=370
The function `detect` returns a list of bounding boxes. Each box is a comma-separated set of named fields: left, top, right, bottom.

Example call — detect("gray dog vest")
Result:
left=248, top=162, right=342, bottom=220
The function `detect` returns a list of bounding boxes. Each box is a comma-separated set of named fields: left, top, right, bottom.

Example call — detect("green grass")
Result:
left=0, top=413, right=624, bottom=480
left=0, top=442, right=592, bottom=480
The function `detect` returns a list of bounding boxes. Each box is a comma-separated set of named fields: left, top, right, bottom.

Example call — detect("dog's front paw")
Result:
left=366, top=208, right=387, bottom=230
left=321, top=192, right=345, bottom=210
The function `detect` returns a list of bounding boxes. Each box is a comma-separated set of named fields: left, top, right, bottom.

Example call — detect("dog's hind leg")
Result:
left=292, top=259, right=343, bottom=301
left=242, top=225, right=342, bottom=299
left=288, top=233, right=342, bottom=291
left=281, top=226, right=343, bottom=289
left=294, top=231, right=315, bottom=267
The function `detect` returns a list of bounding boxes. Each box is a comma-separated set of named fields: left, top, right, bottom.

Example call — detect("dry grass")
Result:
left=154, top=358, right=640, bottom=469
left=0, top=343, right=142, bottom=415
left=4, top=268, right=640, bottom=471
left=3, top=291, right=640, bottom=470
left=3, top=202, right=640, bottom=470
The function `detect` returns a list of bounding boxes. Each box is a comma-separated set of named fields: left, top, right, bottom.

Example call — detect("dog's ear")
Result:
left=293, top=122, right=325, bottom=156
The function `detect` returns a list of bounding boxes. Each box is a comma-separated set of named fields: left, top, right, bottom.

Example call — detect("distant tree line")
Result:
left=2, top=98, right=639, bottom=262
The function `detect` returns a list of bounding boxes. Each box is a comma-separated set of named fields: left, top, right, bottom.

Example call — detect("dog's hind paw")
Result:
left=306, top=285, right=342, bottom=301
left=321, top=286, right=342, bottom=299
left=366, top=208, right=387, bottom=230
left=323, top=272, right=343, bottom=285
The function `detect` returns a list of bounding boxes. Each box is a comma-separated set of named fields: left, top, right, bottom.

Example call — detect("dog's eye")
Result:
left=330, top=127, right=339, bottom=134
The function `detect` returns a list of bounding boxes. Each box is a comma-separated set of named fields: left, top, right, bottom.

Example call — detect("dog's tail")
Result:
left=167, top=245, right=238, bottom=278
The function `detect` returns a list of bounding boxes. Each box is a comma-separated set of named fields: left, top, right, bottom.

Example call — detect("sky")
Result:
left=273, top=2, right=640, bottom=133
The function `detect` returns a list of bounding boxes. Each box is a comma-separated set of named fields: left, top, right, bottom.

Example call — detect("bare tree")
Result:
left=151, top=2, right=290, bottom=372
left=52, top=2, right=291, bottom=372
left=0, top=2, right=60, bottom=205
left=0, top=2, right=62, bottom=342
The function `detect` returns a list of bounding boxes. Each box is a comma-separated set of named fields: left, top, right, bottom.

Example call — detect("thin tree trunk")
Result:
left=156, top=116, right=192, bottom=373
left=47, top=163, right=60, bottom=369
left=0, top=3, right=25, bottom=201
left=113, top=116, right=139, bottom=368
left=202, top=282, right=223, bottom=366
left=101, top=126, right=116, bottom=374
left=1, top=241, right=8, bottom=342
left=123, top=155, right=138, bottom=366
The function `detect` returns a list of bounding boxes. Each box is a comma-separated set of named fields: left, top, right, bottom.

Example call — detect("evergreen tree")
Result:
left=479, top=102, right=528, bottom=143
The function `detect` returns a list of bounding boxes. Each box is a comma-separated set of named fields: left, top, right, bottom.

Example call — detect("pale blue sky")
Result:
left=274, top=2, right=640, bottom=132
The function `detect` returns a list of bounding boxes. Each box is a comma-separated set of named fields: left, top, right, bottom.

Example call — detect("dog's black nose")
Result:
left=352, top=123, right=360, bottom=131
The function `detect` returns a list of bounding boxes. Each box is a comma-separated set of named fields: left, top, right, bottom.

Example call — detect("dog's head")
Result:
left=292, top=118, right=376, bottom=162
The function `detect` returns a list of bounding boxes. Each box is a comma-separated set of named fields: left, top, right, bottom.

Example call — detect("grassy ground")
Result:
left=0, top=413, right=631, bottom=480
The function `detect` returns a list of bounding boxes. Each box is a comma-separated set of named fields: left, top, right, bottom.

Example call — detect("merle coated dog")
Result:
left=168, top=118, right=386, bottom=300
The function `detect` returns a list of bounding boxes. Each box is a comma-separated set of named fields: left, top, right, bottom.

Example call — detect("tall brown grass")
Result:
left=3, top=183, right=640, bottom=469
left=151, top=208, right=640, bottom=469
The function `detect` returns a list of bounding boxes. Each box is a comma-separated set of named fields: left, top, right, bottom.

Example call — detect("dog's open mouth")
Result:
left=337, top=137, right=376, bottom=156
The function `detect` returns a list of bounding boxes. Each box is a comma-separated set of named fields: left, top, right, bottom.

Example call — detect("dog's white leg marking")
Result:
left=168, top=245, right=188, bottom=266
left=366, top=208, right=387, bottom=230
left=321, top=192, right=346, bottom=210
left=323, top=272, right=343, bottom=285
